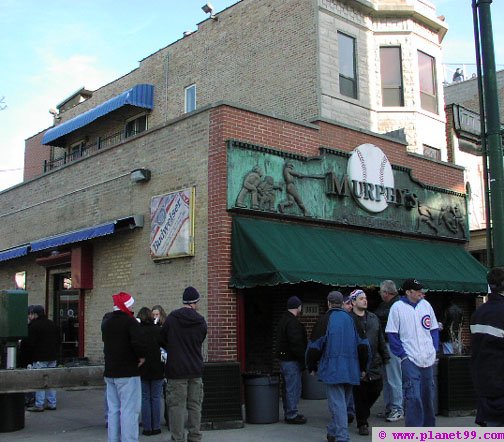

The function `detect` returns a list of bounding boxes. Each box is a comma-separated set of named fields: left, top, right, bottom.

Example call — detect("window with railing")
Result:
left=125, top=114, right=147, bottom=138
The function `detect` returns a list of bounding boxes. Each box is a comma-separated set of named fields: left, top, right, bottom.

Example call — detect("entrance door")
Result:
left=56, top=289, right=80, bottom=360
left=53, top=272, right=82, bottom=361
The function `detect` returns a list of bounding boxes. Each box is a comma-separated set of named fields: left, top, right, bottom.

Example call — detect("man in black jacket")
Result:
left=24, top=305, right=59, bottom=412
left=350, top=290, right=389, bottom=436
left=161, top=287, right=207, bottom=442
left=102, top=292, right=146, bottom=442
left=471, top=267, right=504, bottom=426
left=276, top=296, right=308, bottom=424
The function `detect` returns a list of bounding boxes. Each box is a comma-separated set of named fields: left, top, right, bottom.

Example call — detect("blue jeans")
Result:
left=383, top=343, right=403, bottom=413
left=105, top=376, right=142, bottom=442
left=32, top=361, right=57, bottom=408
left=280, top=361, right=302, bottom=419
left=326, top=383, right=353, bottom=442
left=141, top=379, right=164, bottom=431
left=401, top=359, right=435, bottom=427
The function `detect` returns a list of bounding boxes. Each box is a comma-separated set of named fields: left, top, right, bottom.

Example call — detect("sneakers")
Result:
left=284, top=414, right=307, bottom=424
left=327, top=434, right=336, bottom=442
left=27, top=406, right=44, bottom=412
left=45, top=405, right=57, bottom=411
left=358, top=424, right=370, bottom=436
left=386, top=409, right=404, bottom=422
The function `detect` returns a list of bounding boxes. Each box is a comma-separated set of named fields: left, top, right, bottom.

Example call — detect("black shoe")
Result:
left=347, top=414, right=354, bottom=424
left=151, top=429, right=161, bottom=435
left=142, top=430, right=153, bottom=436
left=327, top=434, right=336, bottom=442
left=284, top=415, right=307, bottom=424
left=358, top=424, right=369, bottom=436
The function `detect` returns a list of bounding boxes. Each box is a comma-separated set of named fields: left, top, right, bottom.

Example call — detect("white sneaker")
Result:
left=386, top=410, right=404, bottom=422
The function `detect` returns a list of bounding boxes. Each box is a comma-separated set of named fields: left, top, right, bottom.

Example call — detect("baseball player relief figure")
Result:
left=278, top=161, right=324, bottom=217
left=347, top=144, right=394, bottom=213
left=235, top=166, right=264, bottom=209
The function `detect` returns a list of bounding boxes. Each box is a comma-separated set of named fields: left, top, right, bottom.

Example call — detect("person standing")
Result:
left=385, top=279, right=439, bottom=427
left=137, top=307, right=165, bottom=436
left=374, top=280, right=403, bottom=422
left=24, top=305, right=59, bottom=412
left=349, top=290, right=389, bottom=436
left=276, top=296, right=308, bottom=424
left=470, top=267, right=504, bottom=426
left=307, top=291, right=368, bottom=442
left=102, top=292, right=146, bottom=442
left=161, top=287, right=207, bottom=442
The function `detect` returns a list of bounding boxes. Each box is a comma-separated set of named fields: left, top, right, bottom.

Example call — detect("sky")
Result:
left=1, top=0, right=503, bottom=192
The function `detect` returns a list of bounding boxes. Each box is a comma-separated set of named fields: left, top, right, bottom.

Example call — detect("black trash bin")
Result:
left=0, top=393, right=25, bottom=432
left=243, top=374, right=279, bottom=424
left=302, top=370, right=326, bottom=400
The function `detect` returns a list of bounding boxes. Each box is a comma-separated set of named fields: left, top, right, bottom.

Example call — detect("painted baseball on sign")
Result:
left=347, top=143, right=395, bottom=213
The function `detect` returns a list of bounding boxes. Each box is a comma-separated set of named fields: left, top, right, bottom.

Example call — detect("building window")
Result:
left=423, top=144, right=441, bottom=161
left=125, top=114, right=147, bottom=138
left=69, top=140, right=86, bottom=161
left=418, top=50, right=438, bottom=113
left=185, top=84, right=196, bottom=113
left=338, top=33, right=357, bottom=99
left=380, top=47, right=404, bottom=106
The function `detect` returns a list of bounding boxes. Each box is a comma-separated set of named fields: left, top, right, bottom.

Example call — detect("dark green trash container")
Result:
left=0, top=393, right=25, bottom=432
left=243, top=374, right=279, bottom=424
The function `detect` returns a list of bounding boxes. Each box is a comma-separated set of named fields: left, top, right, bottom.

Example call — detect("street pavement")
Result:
left=0, top=387, right=476, bottom=442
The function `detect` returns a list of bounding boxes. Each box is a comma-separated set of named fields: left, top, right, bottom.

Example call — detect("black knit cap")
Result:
left=183, top=286, right=201, bottom=304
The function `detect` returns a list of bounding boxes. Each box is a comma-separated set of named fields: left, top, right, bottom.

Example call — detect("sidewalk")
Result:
left=0, top=387, right=476, bottom=442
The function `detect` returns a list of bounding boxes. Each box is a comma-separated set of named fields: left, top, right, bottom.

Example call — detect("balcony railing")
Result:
left=43, top=128, right=143, bottom=172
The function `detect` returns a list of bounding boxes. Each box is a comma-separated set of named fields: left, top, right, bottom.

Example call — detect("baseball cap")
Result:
left=402, top=278, right=425, bottom=292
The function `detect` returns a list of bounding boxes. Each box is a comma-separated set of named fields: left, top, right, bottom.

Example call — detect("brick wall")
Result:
left=24, top=131, right=50, bottom=182
left=206, top=104, right=465, bottom=361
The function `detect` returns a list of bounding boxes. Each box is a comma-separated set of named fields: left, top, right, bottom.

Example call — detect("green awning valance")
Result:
left=230, top=216, right=488, bottom=293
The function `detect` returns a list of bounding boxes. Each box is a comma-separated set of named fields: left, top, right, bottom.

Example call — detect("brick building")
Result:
left=0, top=0, right=487, bottom=370
left=444, top=69, right=504, bottom=266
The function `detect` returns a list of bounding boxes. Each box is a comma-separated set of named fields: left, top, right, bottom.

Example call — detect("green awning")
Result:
left=230, top=216, right=488, bottom=293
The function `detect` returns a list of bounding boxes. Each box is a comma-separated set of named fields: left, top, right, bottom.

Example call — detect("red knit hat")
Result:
left=112, top=292, right=135, bottom=316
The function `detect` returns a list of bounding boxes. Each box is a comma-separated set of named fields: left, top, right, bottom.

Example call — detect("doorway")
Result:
left=53, top=273, right=83, bottom=361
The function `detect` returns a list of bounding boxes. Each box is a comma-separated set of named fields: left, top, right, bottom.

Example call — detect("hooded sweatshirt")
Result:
left=161, top=306, right=207, bottom=379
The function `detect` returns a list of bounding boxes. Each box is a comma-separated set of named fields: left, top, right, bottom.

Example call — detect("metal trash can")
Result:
left=302, top=370, right=326, bottom=400
left=0, top=393, right=25, bottom=432
left=243, top=374, right=279, bottom=424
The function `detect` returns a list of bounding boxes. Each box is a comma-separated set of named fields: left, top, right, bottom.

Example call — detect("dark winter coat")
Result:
left=374, top=295, right=400, bottom=341
left=471, top=293, right=504, bottom=398
left=276, top=311, right=307, bottom=367
left=22, top=315, right=59, bottom=363
left=139, top=321, right=165, bottom=381
left=102, top=311, right=147, bottom=378
left=350, top=311, right=390, bottom=381
left=160, top=307, right=207, bottom=379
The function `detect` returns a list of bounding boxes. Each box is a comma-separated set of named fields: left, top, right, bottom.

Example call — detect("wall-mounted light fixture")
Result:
left=202, top=2, right=217, bottom=20
left=131, top=168, right=151, bottom=183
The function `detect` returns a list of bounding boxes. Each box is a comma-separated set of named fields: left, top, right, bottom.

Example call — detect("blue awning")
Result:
left=0, top=245, right=29, bottom=263
left=42, top=84, right=154, bottom=145
left=30, top=223, right=116, bottom=252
